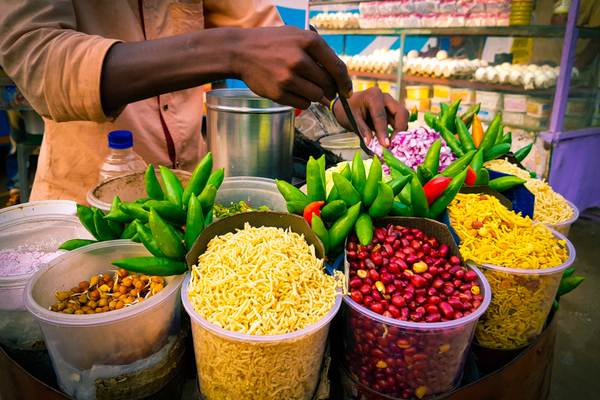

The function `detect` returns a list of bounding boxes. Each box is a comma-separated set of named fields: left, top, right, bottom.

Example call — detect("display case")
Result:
left=308, top=0, right=600, bottom=211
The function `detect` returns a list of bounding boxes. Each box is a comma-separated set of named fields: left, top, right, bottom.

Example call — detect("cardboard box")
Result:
left=503, top=94, right=528, bottom=113
left=476, top=90, right=503, bottom=110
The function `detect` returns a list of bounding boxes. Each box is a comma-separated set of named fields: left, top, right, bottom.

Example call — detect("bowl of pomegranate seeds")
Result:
left=343, top=218, right=491, bottom=400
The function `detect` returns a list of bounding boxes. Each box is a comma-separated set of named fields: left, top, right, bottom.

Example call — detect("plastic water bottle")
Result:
left=98, top=130, right=147, bottom=183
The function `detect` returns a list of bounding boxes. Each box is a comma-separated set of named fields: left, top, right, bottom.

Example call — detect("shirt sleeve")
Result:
left=203, top=0, right=284, bottom=29
left=0, top=0, right=120, bottom=122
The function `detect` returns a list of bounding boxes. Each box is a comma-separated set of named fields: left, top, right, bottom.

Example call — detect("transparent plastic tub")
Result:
left=343, top=264, right=490, bottom=399
left=475, top=227, right=575, bottom=350
left=24, top=240, right=184, bottom=399
left=215, top=176, right=287, bottom=215
left=87, top=169, right=191, bottom=211
left=546, top=199, right=579, bottom=237
left=182, top=273, right=342, bottom=400
left=0, top=200, right=91, bottom=350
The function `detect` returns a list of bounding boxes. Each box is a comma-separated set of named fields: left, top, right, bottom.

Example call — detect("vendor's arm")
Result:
left=332, top=87, right=409, bottom=147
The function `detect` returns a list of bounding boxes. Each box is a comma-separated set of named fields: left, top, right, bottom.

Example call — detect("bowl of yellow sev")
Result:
left=181, top=212, right=343, bottom=400
left=546, top=198, right=579, bottom=237
left=448, top=193, right=576, bottom=350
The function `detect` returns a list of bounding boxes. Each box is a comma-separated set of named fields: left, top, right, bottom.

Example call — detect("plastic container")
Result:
left=474, top=227, right=575, bottom=350
left=0, top=200, right=91, bottom=351
left=343, top=218, right=491, bottom=399
left=503, top=111, right=526, bottom=126
left=87, top=169, right=191, bottom=212
left=476, top=90, right=503, bottom=110
left=405, top=85, right=430, bottom=100
left=405, top=98, right=430, bottom=112
left=320, top=132, right=366, bottom=160
left=214, top=176, right=287, bottom=214
left=182, top=211, right=341, bottom=400
left=433, top=85, right=451, bottom=101
left=98, top=130, right=147, bottom=183
left=450, top=87, right=475, bottom=104
left=24, top=240, right=184, bottom=400
left=547, top=199, right=579, bottom=237
left=503, top=94, right=528, bottom=113
left=527, top=97, right=552, bottom=117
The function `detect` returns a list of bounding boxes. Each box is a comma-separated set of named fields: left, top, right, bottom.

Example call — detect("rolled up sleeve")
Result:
left=0, top=0, right=120, bottom=122
left=203, top=0, right=283, bottom=29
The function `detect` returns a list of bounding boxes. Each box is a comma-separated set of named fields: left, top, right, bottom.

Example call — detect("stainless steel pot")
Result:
left=205, top=89, right=294, bottom=180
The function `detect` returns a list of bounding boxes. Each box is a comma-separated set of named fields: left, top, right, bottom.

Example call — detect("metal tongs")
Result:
left=309, top=25, right=375, bottom=157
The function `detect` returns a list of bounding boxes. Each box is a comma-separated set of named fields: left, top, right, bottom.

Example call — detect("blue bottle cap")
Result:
left=108, top=130, right=133, bottom=149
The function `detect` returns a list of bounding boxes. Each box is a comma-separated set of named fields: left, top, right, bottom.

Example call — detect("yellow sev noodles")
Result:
left=448, top=194, right=569, bottom=349
left=484, top=159, right=574, bottom=225
left=187, top=224, right=340, bottom=399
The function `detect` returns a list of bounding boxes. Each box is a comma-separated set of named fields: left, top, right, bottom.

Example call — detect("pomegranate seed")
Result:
left=439, top=302, right=454, bottom=318
left=425, top=313, right=441, bottom=323
left=439, top=244, right=449, bottom=257
left=349, top=278, right=362, bottom=289
left=449, top=255, right=461, bottom=265
left=358, top=251, right=368, bottom=260
left=465, top=270, right=478, bottom=281
left=381, top=273, right=394, bottom=285
left=351, top=291, right=363, bottom=303
left=368, top=269, right=380, bottom=281
left=388, top=263, right=401, bottom=274
left=383, top=243, right=393, bottom=255
left=370, top=303, right=384, bottom=314
left=359, top=284, right=371, bottom=295
left=388, top=304, right=401, bottom=318
left=427, top=287, right=438, bottom=296
left=411, top=275, right=428, bottom=288
left=425, top=304, right=439, bottom=314
left=432, top=279, right=444, bottom=289
left=454, top=311, right=464, bottom=319
left=371, top=252, right=383, bottom=266
left=453, top=279, right=463, bottom=288
left=422, top=272, right=433, bottom=281
left=363, top=296, right=373, bottom=307
left=415, top=295, right=427, bottom=305
left=448, top=297, right=463, bottom=310
left=454, top=269, right=465, bottom=279
left=372, top=290, right=382, bottom=302
left=392, top=295, right=406, bottom=307
left=429, top=237, right=439, bottom=248
left=382, top=311, right=392, bottom=318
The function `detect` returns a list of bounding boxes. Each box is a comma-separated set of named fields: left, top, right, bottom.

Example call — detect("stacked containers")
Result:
left=24, top=241, right=185, bottom=400
left=342, top=218, right=491, bottom=399
left=181, top=212, right=342, bottom=400
left=475, top=227, right=576, bottom=349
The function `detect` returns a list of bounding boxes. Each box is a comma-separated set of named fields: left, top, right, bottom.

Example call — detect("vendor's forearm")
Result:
left=100, top=28, right=240, bottom=114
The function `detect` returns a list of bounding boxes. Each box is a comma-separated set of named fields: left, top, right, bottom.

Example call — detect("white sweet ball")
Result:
left=436, top=50, right=448, bottom=60
left=407, top=50, right=419, bottom=59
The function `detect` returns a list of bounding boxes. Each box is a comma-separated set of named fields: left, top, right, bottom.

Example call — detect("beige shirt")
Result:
left=0, top=0, right=281, bottom=203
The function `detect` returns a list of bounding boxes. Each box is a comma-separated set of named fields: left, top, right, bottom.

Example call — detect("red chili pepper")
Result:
left=423, top=177, right=452, bottom=205
left=465, top=166, right=477, bottom=186
left=303, top=201, right=325, bottom=224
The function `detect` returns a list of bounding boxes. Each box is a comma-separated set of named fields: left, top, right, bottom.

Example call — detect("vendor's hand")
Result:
left=333, top=87, right=408, bottom=147
left=233, top=26, right=352, bottom=109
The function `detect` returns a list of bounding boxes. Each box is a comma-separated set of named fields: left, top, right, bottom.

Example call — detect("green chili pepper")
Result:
left=306, top=156, right=326, bottom=202
left=552, top=299, right=560, bottom=311
left=105, top=196, right=134, bottom=223
left=382, top=149, right=415, bottom=177
left=76, top=204, right=98, bottom=238
left=440, top=150, right=476, bottom=178
left=416, top=165, right=433, bottom=185
left=424, top=112, right=437, bottom=130
left=429, top=168, right=468, bottom=219
left=135, top=198, right=151, bottom=204
left=355, top=213, right=374, bottom=246
left=410, top=176, right=429, bottom=218
left=557, top=275, right=585, bottom=297
left=351, top=152, right=367, bottom=195
left=112, top=256, right=187, bottom=276
left=92, top=208, right=116, bottom=241
left=495, top=123, right=505, bottom=145
left=121, top=220, right=141, bottom=239
left=148, top=209, right=185, bottom=259
left=399, top=184, right=411, bottom=206
left=143, top=200, right=187, bottom=225
left=204, top=210, right=213, bottom=228
left=340, top=164, right=352, bottom=181
left=182, top=153, right=213, bottom=208
left=120, top=203, right=150, bottom=223
left=388, top=175, right=411, bottom=196
left=408, top=109, right=418, bottom=122
left=332, top=172, right=361, bottom=207
left=206, top=168, right=225, bottom=190
left=479, top=113, right=502, bottom=153
left=434, top=121, right=464, bottom=157
left=144, top=164, right=164, bottom=201
left=362, top=156, right=382, bottom=207
left=563, top=267, right=576, bottom=278
left=489, top=176, right=527, bottom=192
left=317, top=155, right=326, bottom=192
left=276, top=179, right=309, bottom=211
left=470, top=148, right=484, bottom=176
left=502, top=132, right=512, bottom=145
left=455, top=117, right=475, bottom=152
left=440, top=102, right=449, bottom=117
left=136, top=224, right=166, bottom=258
left=514, top=143, right=533, bottom=162
left=58, top=239, right=97, bottom=251
left=158, top=166, right=184, bottom=207
left=286, top=200, right=308, bottom=214
left=475, top=168, right=490, bottom=185
left=440, top=99, right=461, bottom=132
left=198, top=184, right=217, bottom=216
left=484, top=143, right=511, bottom=161
left=368, top=182, right=394, bottom=218
left=390, top=201, right=413, bottom=216
left=311, top=214, right=330, bottom=253
left=423, top=139, right=442, bottom=177
left=327, top=186, right=340, bottom=203
left=321, top=200, right=347, bottom=221
left=106, top=220, right=123, bottom=237
left=460, top=103, right=480, bottom=128
left=329, top=202, right=362, bottom=250
left=130, top=232, right=141, bottom=243
left=185, top=195, right=204, bottom=250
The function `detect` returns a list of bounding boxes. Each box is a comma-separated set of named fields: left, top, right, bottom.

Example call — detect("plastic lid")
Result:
left=108, top=130, right=133, bottom=149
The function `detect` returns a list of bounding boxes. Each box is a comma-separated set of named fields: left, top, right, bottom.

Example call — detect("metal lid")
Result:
left=206, top=89, right=292, bottom=114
